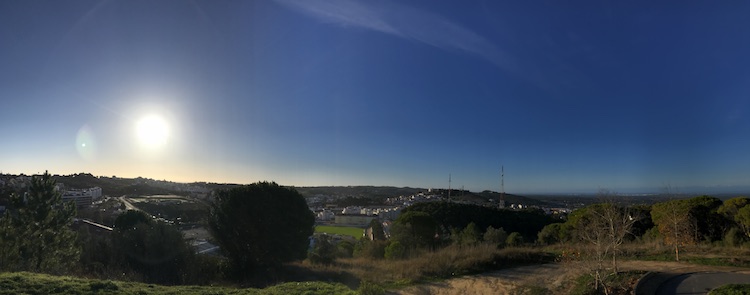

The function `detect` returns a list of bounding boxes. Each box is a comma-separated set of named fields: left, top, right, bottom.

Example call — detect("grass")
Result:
left=315, top=226, right=364, bottom=239
left=510, top=285, right=552, bottom=295
left=616, top=242, right=750, bottom=268
left=0, top=272, right=355, bottom=295
left=299, top=244, right=556, bottom=289
left=566, top=271, right=645, bottom=295
left=710, top=284, right=750, bottom=295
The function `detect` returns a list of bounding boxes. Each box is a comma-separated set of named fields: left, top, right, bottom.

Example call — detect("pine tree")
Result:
left=0, top=172, right=79, bottom=273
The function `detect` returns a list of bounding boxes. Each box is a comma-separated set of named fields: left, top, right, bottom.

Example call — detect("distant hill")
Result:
left=4, top=173, right=549, bottom=207
left=292, top=186, right=549, bottom=206
left=292, top=186, right=426, bottom=199
left=51, top=173, right=182, bottom=196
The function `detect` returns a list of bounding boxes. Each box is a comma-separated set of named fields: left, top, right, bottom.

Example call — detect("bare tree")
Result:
left=651, top=198, right=694, bottom=261
left=576, top=190, right=637, bottom=291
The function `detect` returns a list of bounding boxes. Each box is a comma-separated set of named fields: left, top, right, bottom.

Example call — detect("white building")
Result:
left=62, top=187, right=102, bottom=207
left=317, top=209, right=335, bottom=221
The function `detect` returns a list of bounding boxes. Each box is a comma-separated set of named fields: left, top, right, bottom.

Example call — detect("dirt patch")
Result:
left=395, top=260, right=750, bottom=295
left=397, top=263, right=584, bottom=294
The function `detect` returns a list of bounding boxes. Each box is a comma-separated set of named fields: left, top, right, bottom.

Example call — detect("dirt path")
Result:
left=395, top=261, right=750, bottom=295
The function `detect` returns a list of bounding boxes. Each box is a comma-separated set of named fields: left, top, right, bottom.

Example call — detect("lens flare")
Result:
left=76, top=125, right=97, bottom=161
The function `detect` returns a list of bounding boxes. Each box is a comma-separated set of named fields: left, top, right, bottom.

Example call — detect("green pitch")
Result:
left=315, top=225, right=365, bottom=239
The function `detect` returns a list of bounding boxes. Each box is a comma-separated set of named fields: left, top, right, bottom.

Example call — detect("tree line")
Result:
left=4, top=173, right=750, bottom=289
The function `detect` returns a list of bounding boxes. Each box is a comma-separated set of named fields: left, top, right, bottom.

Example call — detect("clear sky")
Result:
left=2, top=1, right=750, bottom=194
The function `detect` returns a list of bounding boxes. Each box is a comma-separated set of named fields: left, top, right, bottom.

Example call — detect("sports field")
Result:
left=315, top=225, right=364, bottom=239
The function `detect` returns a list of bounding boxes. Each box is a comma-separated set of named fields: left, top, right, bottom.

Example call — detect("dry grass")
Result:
left=294, top=244, right=555, bottom=288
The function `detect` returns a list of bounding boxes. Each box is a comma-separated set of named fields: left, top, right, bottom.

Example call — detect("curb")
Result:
left=633, top=271, right=656, bottom=295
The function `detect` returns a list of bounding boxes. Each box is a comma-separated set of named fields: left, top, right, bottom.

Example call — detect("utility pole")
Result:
left=500, top=166, right=506, bottom=208
left=448, top=173, right=452, bottom=201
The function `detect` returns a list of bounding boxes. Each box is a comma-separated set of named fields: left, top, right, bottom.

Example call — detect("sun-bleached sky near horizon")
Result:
left=2, top=1, right=750, bottom=194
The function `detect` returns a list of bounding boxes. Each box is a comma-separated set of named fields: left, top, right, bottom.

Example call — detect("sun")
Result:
left=135, top=114, right=169, bottom=148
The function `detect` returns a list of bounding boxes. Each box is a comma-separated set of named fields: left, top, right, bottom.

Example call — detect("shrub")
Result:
left=357, top=281, right=386, bottom=295
left=309, top=235, right=337, bottom=265
left=384, top=241, right=406, bottom=260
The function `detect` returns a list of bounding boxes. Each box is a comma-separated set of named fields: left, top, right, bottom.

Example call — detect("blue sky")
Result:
left=2, top=1, right=750, bottom=194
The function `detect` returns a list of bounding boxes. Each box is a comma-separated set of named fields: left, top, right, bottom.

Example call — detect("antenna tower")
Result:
left=501, top=166, right=505, bottom=202
left=448, top=173, right=452, bottom=201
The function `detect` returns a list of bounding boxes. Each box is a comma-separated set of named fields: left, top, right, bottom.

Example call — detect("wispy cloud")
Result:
left=274, top=0, right=516, bottom=73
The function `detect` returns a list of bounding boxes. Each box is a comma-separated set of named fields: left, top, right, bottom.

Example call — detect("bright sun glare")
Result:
left=136, top=114, right=169, bottom=148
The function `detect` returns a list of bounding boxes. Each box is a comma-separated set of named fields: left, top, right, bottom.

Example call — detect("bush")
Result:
left=357, top=281, right=386, bottom=295
left=384, top=241, right=406, bottom=260
left=309, top=235, right=337, bottom=265
left=354, top=240, right=387, bottom=259
left=337, top=240, right=354, bottom=258
left=724, top=227, right=745, bottom=247
left=506, top=232, right=524, bottom=247
left=484, top=226, right=508, bottom=247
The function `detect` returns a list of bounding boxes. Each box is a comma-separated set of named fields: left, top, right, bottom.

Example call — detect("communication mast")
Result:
left=500, top=166, right=506, bottom=208
left=448, top=173, right=452, bottom=201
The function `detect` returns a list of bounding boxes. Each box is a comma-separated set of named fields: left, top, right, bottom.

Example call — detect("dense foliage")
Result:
left=401, top=201, right=556, bottom=241
left=112, top=211, right=195, bottom=284
left=208, top=182, right=315, bottom=279
left=0, top=172, right=79, bottom=273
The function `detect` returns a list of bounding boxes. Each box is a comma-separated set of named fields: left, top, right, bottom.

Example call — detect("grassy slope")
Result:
left=710, top=284, right=750, bottom=294
left=0, top=272, right=355, bottom=295
left=315, top=226, right=364, bottom=239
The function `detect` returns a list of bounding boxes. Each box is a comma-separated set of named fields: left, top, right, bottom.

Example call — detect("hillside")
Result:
left=0, top=272, right=355, bottom=295
left=292, top=186, right=425, bottom=199
left=293, top=186, right=549, bottom=206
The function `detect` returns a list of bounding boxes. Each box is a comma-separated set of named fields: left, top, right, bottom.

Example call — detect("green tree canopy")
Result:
left=506, top=232, right=524, bottom=247
left=0, top=172, right=79, bottom=273
left=455, top=222, right=481, bottom=246
left=718, top=197, right=750, bottom=219
left=483, top=226, right=508, bottom=247
left=390, top=211, right=437, bottom=249
left=208, top=182, right=315, bottom=279
left=650, top=196, right=723, bottom=261
left=112, top=210, right=194, bottom=284
left=401, top=201, right=554, bottom=242
left=735, top=206, right=750, bottom=238
left=537, top=223, right=563, bottom=245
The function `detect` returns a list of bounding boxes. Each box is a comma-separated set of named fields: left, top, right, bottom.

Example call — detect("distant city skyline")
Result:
left=2, top=1, right=750, bottom=194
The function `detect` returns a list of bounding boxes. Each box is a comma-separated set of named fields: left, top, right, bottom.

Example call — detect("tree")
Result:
left=685, top=196, right=724, bottom=242
left=718, top=197, right=750, bottom=219
left=719, top=197, right=750, bottom=238
left=308, top=234, right=336, bottom=265
left=0, top=172, right=79, bottom=273
left=568, top=192, right=638, bottom=292
left=735, top=206, right=750, bottom=238
left=208, top=182, right=315, bottom=279
left=506, top=232, right=523, bottom=247
left=384, top=241, right=406, bottom=260
left=577, top=201, right=636, bottom=274
left=537, top=223, right=562, bottom=245
left=651, top=199, right=694, bottom=261
left=455, top=222, right=481, bottom=246
left=483, top=226, right=508, bottom=247
left=112, top=210, right=194, bottom=284
left=353, top=239, right=387, bottom=259
left=390, top=211, right=437, bottom=250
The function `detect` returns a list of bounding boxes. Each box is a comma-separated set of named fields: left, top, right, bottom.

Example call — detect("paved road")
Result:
left=119, top=196, right=142, bottom=212
left=656, top=272, right=750, bottom=295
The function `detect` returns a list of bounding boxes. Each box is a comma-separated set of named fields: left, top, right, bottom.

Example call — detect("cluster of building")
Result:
left=0, top=175, right=103, bottom=209
left=60, top=186, right=103, bottom=207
